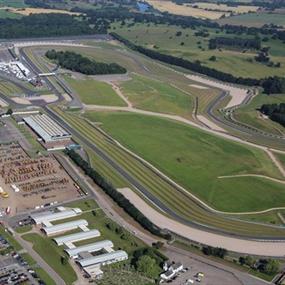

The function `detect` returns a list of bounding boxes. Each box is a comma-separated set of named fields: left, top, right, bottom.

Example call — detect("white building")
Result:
left=77, top=250, right=128, bottom=268
left=23, top=114, right=71, bottom=143
left=65, top=240, right=114, bottom=259
left=53, top=229, right=101, bottom=247
left=42, top=219, right=88, bottom=236
left=30, top=208, right=82, bottom=226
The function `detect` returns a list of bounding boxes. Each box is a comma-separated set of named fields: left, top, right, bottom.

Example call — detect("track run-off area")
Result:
left=9, top=37, right=285, bottom=256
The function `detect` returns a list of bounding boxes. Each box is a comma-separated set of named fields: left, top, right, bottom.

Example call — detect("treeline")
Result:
left=0, top=14, right=95, bottom=39
left=111, top=33, right=285, bottom=94
left=65, top=149, right=172, bottom=240
left=45, top=50, right=126, bottom=75
left=260, top=103, right=285, bottom=127
left=209, top=37, right=261, bottom=50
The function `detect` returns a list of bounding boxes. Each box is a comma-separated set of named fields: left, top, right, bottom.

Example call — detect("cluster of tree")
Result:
left=260, top=103, right=285, bottom=127
left=209, top=37, right=261, bottom=50
left=0, top=14, right=95, bottom=39
left=132, top=247, right=166, bottom=279
left=45, top=50, right=126, bottom=75
left=262, top=77, right=285, bottom=94
left=111, top=33, right=285, bottom=94
left=65, top=149, right=172, bottom=240
left=239, top=256, right=279, bottom=275
left=202, top=246, right=227, bottom=259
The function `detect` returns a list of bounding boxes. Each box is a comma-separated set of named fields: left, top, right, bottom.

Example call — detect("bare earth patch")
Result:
left=145, top=0, right=228, bottom=19
left=7, top=8, right=81, bottom=16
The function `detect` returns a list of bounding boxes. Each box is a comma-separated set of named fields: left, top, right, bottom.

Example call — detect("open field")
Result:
left=53, top=107, right=285, bottom=237
left=0, top=80, right=23, bottom=96
left=112, top=22, right=285, bottom=78
left=84, top=111, right=285, bottom=212
left=120, top=73, right=192, bottom=117
left=191, top=2, right=259, bottom=13
left=276, top=153, right=285, bottom=169
left=0, top=0, right=26, bottom=8
left=22, top=233, right=77, bottom=285
left=234, top=93, right=285, bottom=136
left=7, top=7, right=81, bottom=16
left=218, top=11, right=285, bottom=27
left=145, top=0, right=229, bottom=19
left=29, top=43, right=220, bottom=116
left=0, top=8, right=22, bottom=18
left=63, top=75, right=126, bottom=106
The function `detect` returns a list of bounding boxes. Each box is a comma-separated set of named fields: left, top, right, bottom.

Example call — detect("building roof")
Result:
left=172, top=262, right=183, bottom=270
left=42, top=219, right=88, bottom=236
left=77, top=250, right=128, bottom=267
left=65, top=240, right=113, bottom=257
left=31, top=208, right=82, bottom=224
left=23, top=114, right=71, bottom=142
left=53, top=229, right=100, bottom=246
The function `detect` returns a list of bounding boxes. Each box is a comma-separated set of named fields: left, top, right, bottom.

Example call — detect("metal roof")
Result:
left=78, top=250, right=128, bottom=267
left=31, top=208, right=82, bottom=224
left=23, top=114, right=71, bottom=142
left=53, top=229, right=101, bottom=246
left=65, top=240, right=113, bottom=257
left=42, top=219, right=88, bottom=236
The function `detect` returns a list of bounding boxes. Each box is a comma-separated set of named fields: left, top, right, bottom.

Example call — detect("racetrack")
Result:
left=118, top=187, right=285, bottom=256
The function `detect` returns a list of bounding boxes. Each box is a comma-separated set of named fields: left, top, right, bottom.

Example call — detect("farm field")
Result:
left=54, top=107, right=285, bottom=237
left=234, top=93, right=285, bottom=136
left=83, top=111, right=285, bottom=212
left=218, top=11, right=285, bottom=27
left=145, top=0, right=229, bottom=19
left=120, top=74, right=192, bottom=117
left=7, top=7, right=81, bottom=16
left=112, top=23, right=285, bottom=78
left=191, top=2, right=259, bottom=13
left=63, top=75, right=126, bottom=106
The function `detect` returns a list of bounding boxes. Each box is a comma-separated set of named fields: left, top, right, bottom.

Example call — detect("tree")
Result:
left=6, top=108, right=13, bottom=115
left=263, top=259, right=279, bottom=275
left=244, top=255, right=255, bottom=267
left=209, top=56, right=217, bottom=61
left=136, top=255, right=161, bottom=278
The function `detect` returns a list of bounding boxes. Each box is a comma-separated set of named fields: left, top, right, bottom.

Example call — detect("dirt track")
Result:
left=118, top=188, right=285, bottom=256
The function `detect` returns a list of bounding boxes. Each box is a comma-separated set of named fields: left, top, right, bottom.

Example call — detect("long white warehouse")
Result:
left=77, top=250, right=128, bottom=267
left=42, top=219, right=88, bottom=236
left=31, top=208, right=82, bottom=225
left=65, top=240, right=114, bottom=258
left=53, top=229, right=101, bottom=246
left=23, top=114, right=71, bottom=143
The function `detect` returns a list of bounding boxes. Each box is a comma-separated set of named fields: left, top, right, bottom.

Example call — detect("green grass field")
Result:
left=0, top=0, right=26, bottom=8
left=54, top=107, right=285, bottom=237
left=84, top=111, right=285, bottom=212
left=234, top=93, right=285, bottom=136
left=120, top=74, right=192, bottom=117
left=32, top=42, right=220, bottom=114
left=112, top=22, right=285, bottom=78
left=275, top=152, right=285, bottom=169
left=0, top=9, right=22, bottom=18
left=22, top=233, right=77, bottom=285
left=63, top=75, right=126, bottom=106
left=218, top=12, right=285, bottom=28
left=0, top=80, right=23, bottom=96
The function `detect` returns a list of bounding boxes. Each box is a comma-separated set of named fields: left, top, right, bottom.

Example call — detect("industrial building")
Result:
left=23, top=114, right=71, bottom=143
left=65, top=240, right=114, bottom=258
left=53, top=229, right=101, bottom=247
left=42, top=219, right=88, bottom=236
left=77, top=250, right=128, bottom=268
left=31, top=208, right=82, bottom=226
